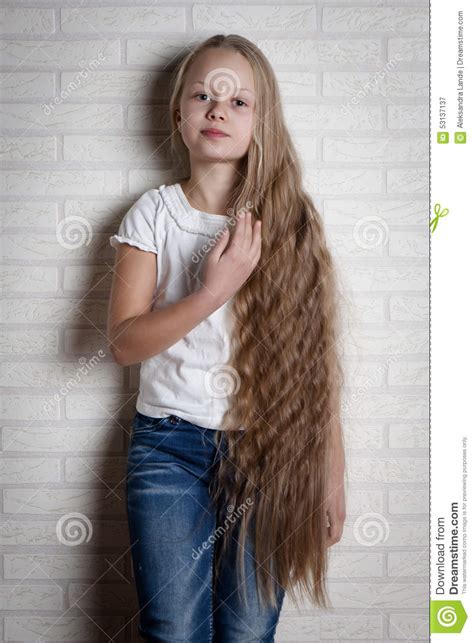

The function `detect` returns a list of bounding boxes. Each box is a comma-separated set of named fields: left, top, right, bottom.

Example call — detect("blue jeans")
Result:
left=126, top=410, right=285, bottom=642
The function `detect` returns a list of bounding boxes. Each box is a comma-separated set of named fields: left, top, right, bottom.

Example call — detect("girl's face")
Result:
left=176, top=48, right=256, bottom=164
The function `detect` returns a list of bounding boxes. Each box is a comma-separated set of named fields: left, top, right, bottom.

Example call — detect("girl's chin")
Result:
left=190, top=146, right=239, bottom=161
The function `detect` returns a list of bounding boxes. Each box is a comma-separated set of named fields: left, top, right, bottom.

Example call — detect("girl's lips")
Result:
left=201, top=130, right=229, bottom=138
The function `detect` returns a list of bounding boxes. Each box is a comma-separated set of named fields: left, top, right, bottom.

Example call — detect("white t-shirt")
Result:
left=110, top=182, right=240, bottom=431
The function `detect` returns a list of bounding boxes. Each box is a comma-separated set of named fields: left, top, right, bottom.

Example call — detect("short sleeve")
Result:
left=109, top=189, right=161, bottom=254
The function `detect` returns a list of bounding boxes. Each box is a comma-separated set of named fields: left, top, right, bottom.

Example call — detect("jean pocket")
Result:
left=132, top=410, right=172, bottom=435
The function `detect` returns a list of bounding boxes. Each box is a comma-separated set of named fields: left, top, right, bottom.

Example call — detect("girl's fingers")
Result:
left=250, top=220, right=262, bottom=255
left=232, top=208, right=260, bottom=256
left=244, top=210, right=252, bottom=251
left=242, top=209, right=251, bottom=248
left=233, top=207, right=247, bottom=246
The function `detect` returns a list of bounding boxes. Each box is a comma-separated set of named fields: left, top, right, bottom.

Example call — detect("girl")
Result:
left=108, top=34, right=347, bottom=642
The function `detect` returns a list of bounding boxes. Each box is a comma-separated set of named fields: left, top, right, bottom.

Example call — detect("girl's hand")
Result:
left=326, top=461, right=346, bottom=547
left=200, top=208, right=262, bottom=305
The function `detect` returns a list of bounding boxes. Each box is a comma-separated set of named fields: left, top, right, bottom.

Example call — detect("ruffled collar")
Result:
left=159, top=183, right=231, bottom=237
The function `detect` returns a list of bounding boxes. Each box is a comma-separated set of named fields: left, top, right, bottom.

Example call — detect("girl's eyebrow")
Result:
left=190, top=80, right=255, bottom=96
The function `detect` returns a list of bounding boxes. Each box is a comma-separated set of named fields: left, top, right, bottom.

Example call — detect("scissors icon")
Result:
left=430, top=203, right=449, bottom=233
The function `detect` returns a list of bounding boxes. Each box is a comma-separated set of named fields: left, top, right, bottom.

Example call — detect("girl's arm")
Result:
left=107, top=207, right=261, bottom=367
left=107, top=244, right=225, bottom=367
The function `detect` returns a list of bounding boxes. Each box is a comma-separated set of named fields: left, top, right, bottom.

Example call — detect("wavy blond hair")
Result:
left=168, top=34, right=347, bottom=611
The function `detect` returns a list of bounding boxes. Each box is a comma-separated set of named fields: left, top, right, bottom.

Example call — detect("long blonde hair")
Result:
left=168, top=34, right=346, bottom=611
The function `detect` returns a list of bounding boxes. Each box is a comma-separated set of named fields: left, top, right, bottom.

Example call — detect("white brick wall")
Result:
left=0, top=1, right=429, bottom=641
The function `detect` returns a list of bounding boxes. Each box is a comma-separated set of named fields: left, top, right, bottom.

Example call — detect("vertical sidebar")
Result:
left=430, top=0, right=472, bottom=638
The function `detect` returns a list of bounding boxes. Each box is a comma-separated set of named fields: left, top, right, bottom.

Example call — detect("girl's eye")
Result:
left=195, top=93, right=247, bottom=107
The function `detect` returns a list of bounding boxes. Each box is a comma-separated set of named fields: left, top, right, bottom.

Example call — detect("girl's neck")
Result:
left=180, top=179, right=230, bottom=217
